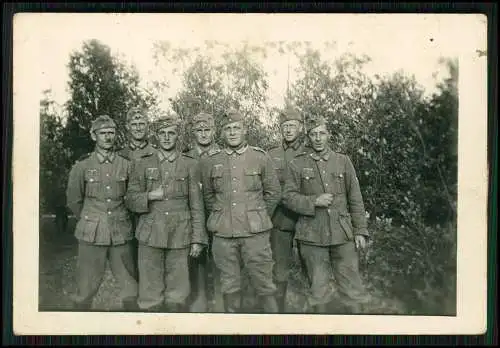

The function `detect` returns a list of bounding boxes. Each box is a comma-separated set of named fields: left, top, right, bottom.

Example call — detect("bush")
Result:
left=360, top=215, right=456, bottom=315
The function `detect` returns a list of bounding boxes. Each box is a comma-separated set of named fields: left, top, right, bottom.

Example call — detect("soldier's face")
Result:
left=308, top=125, right=329, bottom=152
left=127, top=117, right=148, bottom=141
left=92, top=127, right=116, bottom=150
left=193, top=125, right=215, bottom=146
left=281, top=120, right=302, bottom=143
left=222, top=121, right=246, bottom=148
left=157, top=125, right=178, bottom=151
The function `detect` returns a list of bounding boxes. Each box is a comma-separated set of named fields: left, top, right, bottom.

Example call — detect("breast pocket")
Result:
left=113, top=175, right=127, bottom=198
left=84, top=169, right=101, bottom=198
left=174, top=171, right=189, bottom=197
left=244, top=167, right=262, bottom=192
left=211, top=165, right=224, bottom=192
left=301, top=168, right=316, bottom=194
left=332, top=172, right=346, bottom=194
left=146, top=167, right=160, bottom=191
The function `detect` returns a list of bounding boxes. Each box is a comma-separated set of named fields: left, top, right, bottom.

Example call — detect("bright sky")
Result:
left=22, top=13, right=484, bottom=110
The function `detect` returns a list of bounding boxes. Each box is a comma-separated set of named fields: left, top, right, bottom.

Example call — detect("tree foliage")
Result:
left=39, top=90, right=71, bottom=214
left=62, top=39, right=157, bottom=162
left=152, top=41, right=281, bottom=151
left=40, top=40, right=458, bottom=315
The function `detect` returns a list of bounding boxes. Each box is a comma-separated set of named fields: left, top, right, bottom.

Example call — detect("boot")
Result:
left=260, top=295, right=279, bottom=313
left=275, top=281, right=288, bottom=313
left=73, top=300, right=92, bottom=311
left=122, top=297, right=139, bottom=312
left=314, top=303, right=329, bottom=314
left=223, top=292, right=241, bottom=313
left=164, top=302, right=185, bottom=313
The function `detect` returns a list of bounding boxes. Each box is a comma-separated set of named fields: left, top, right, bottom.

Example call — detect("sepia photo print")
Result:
left=13, top=13, right=488, bottom=335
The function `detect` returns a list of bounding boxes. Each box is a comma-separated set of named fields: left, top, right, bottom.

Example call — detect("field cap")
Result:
left=91, top=115, right=117, bottom=133
left=221, top=109, right=245, bottom=127
left=279, top=106, right=303, bottom=124
left=126, top=107, right=148, bottom=122
left=193, top=112, right=215, bottom=129
left=306, top=116, right=327, bottom=133
left=154, top=112, right=181, bottom=132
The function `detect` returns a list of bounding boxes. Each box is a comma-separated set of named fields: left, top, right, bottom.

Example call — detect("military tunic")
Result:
left=184, top=144, right=224, bottom=312
left=125, top=149, right=207, bottom=310
left=283, top=148, right=370, bottom=310
left=118, top=141, right=157, bottom=279
left=66, top=150, right=138, bottom=308
left=200, top=144, right=281, bottom=296
left=268, top=137, right=309, bottom=286
left=118, top=140, right=157, bottom=161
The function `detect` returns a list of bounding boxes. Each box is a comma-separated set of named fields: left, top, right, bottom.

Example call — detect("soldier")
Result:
left=268, top=105, right=309, bottom=312
left=118, top=107, right=157, bottom=278
left=283, top=116, right=371, bottom=314
left=119, top=107, right=157, bottom=160
left=184, top=112, right=223, bottom=313
left=66, top=115, right=138, bottom=311
left=200, top=110, right=281, bottom=313
left=126, top=114, right=207, bottom=312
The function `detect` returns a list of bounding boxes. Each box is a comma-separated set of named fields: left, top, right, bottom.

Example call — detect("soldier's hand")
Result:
left=314, top=193, right=334, bottom=207
left=190, top=243, right=204, bottom=258
left=355, top=235, right=367, bottom=250
left=147, top=186, right=165, bottom=201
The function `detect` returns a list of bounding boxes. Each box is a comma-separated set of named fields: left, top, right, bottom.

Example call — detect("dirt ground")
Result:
left=39, top=216, right=406, bottom=314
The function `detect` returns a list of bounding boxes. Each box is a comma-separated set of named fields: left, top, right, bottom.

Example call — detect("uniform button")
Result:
left=165, top=198, right=169, bottom=201
left=325, top=183, right=329, bottom=186
left=106, top=173, right=110, bottom=177
left=322, top=171, right=326, bottom=174
left=84, top=216, right=88, bottom=220
left=232, top=178, right=236, bottom=181
left=327, top=209, right=331, bottom=213
left=232, top=166, right=236, bottom=169
left=106, top=198, right=111, bottom=202
left=233, top=190, right=237, bottom=193
left=106, top=185, right=111, bottom=189
left=89, top=179, right=94, bottom=182
left=165, top=212, right=169, bottom=215
left=107, top=211, right=111, bottom=215
left=232, top=203, right=236, bottom=206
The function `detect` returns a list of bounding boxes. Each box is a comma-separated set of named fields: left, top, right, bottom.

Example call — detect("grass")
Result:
left=39, top=216, right=408, bottom=314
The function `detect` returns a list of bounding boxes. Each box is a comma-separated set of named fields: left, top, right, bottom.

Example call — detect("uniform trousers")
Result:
left=187, top=233, right=224, bottom=312
left=74, top=241, right=138, bottom=308
left=212, top=231, right=276, bottom=296
left=298, top=241, right=370, bottom=310
left=137, top=243, right=190, bottom=311
left=270, top=228, right=295, bottom=283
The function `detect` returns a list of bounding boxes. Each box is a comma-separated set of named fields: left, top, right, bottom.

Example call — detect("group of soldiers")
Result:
left=65, top=105, right=372, bottom=314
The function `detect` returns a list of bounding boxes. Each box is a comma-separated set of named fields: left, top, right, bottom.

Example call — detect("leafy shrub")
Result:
left=360, top=215, right=457, bottom=315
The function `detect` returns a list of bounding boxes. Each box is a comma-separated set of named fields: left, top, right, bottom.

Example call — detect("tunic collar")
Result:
left=310, top=148, right=331, bottom=161
left=224, top=143, right=248, bottom=155
left=158, top=150, right=179, bottom=163
left=95, top=150, right=115, bottom=164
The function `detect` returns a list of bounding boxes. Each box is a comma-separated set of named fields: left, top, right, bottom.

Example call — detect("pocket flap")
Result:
left=302, top=167, right=315, bottom=179
left=146, top=167, right=160, bottom=180
left=211, top=164, right=224, bottom=178
left=84, top=169, right=100, bottom=182
left=273, top=157, right=283, bottom=169
left=244, top=167, right=261, bottom=176
left=332, top=172, right=345, bottom=179
left=246, top=203, right=266, bottom=211
left=82, top=214, right=99, bottom=222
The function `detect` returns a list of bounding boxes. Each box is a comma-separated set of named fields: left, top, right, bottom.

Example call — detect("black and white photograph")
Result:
left=13, top=13, right=487, bottom=335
